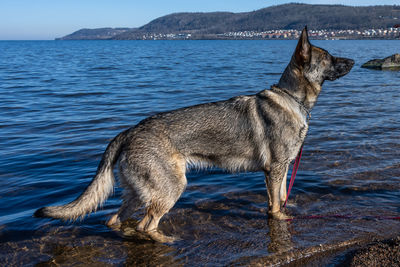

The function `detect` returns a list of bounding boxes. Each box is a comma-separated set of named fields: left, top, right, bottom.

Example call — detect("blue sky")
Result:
left=1, top=0, right=399, bottom=40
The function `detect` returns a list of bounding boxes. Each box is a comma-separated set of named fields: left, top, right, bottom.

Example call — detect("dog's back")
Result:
left=35, top=27, right=354, bottom=242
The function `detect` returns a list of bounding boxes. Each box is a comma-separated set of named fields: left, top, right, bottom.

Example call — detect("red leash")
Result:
left=283, top=145, right=303, bottom=207
left=282, top=146, right=400, bottom=221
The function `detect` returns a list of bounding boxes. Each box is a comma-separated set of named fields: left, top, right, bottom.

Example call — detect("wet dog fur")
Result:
left=35, top=27, right=354, bottom=242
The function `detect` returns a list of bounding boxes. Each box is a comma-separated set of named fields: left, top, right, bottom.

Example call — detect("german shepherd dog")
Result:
left=35, top=27, right=354, bottom=242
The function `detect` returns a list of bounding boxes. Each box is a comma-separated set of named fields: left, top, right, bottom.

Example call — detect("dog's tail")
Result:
left=34, top=130, right=128, bottom=220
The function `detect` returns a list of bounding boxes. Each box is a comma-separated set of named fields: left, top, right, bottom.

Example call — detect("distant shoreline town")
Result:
left=56, top=4, right=400, bottom=41
left=138, top=28, right=400, bottom=40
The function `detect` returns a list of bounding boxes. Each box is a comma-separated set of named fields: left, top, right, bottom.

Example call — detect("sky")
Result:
left=1, top=0, right=399, bottom=40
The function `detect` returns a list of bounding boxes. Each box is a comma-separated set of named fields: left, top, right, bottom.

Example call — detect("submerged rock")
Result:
left=361, top=53, right=400, bottom=70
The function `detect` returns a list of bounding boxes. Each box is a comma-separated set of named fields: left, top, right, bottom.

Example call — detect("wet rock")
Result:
left=361, top=54, right=400, bottom=70
left=343, top=236, right=400, bottom=266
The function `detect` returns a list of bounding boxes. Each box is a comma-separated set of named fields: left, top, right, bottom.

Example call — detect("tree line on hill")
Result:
left=57, top=3, right=400, bottom=40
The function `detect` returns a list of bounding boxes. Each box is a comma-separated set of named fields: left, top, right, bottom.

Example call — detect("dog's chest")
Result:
left=287, top=122, right=308, bottom=162
left=299, top=123, right=308, bottom=141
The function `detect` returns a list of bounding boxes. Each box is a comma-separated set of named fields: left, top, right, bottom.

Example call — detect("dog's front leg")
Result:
left=265, top=162, right=291, bottom=220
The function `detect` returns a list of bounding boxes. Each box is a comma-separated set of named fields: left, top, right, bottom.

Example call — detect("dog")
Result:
left=35, top=27, right=354, bottom=242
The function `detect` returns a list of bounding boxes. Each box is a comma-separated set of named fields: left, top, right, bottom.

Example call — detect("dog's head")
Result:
left=293, top=27, right=354, bottom=85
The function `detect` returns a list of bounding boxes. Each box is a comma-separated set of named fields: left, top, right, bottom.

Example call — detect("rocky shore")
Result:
left=341, top=236, right=400, bottom=266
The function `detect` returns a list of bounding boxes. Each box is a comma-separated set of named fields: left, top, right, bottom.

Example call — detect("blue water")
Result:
left=0, top=40, right=399, bottom=266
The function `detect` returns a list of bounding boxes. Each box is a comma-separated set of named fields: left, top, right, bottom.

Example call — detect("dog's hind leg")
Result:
left=107, top=168, right=144, bottom=229
left=135, top=153, right=187, bottom=243
left=136, top=185, right=186, bottom=243
left=106, top=190, right=142, bottom=229
left=265, top=176, right=273, bottom=209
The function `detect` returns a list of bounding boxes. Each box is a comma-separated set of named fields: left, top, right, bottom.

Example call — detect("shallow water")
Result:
left=0, top=40, right=399, bottom=266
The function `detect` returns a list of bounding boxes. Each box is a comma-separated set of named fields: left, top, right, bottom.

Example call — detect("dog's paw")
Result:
left=121, top=226, right=179, bottom=244
left=269, top=211, right=292, bottom=220
left=106, top=214, right=121, bottom=230
left=147, top=230, right=180, bottom=244
left=121, top=227, right=155, bottom=241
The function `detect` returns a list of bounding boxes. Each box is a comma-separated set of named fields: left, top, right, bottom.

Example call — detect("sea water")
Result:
left=0, top=40, right=399, bottom=265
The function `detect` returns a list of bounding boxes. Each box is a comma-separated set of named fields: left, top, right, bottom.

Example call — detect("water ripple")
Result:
left=0, top=40, right=399, bottom=265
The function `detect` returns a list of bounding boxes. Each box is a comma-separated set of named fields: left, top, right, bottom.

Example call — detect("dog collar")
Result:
left=270, top=85, right=312, bottom=121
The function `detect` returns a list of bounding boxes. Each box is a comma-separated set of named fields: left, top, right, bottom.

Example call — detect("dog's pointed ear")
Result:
left=294, top=26, right=311, bottom=66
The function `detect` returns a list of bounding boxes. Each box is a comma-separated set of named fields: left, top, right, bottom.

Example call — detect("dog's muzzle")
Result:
left=327, top=57, right=355, bottom=80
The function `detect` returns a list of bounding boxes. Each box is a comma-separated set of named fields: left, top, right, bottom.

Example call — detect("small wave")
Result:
left=89, top=66, right=119, bottom=71
left=263, top=72, right=283, bottom=75
left=57, top=92, right=108, bottom=98
left=42, top=78, right=57, bottom=83
left=4, top=77, right=27, bottom=81
left=4, top=85, right=36, bottom=89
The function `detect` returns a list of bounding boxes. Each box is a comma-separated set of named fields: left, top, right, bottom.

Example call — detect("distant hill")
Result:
left=56, top=28, right=131, bottom=40
left=57, top=3, right=400, bottom=40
